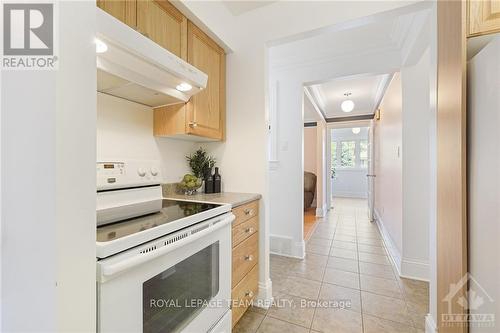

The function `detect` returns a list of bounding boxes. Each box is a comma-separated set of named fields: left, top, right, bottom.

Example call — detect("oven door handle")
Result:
left=100, top=213, right=235, bottom=279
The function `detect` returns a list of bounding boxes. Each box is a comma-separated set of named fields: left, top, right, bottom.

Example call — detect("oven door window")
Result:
left=143, top=242, right=220, bottom=333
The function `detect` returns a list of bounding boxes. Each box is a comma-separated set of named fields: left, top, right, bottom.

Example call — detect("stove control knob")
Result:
left=137, top=168, right=146, bottom=177
left=150, top=167, right=159, bottom=176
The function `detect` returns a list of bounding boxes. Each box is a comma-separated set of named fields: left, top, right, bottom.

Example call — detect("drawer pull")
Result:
left=245, top=227, right=254, bottom=233
left=244, top=209, right=253, bottom=215
left=188, top=121, right=198, bottom=128
left=245, top=291, right=254, bottom=297
left=244, top=255, right=254, bottom=261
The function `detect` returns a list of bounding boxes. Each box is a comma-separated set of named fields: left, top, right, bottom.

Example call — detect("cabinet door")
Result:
left=97, top=0, right=136, bottom=28
left=468, top=0, right=500, bottom=36
left=187, top=22, right=226, bottom=140
left=137, top=0, right=187, bottom=59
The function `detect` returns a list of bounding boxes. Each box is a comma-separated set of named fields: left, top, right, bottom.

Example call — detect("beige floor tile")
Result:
left=256, top=317, right=309, bottom=333
left=311, top=230, right=334, bottom=240
left=267, top=295, right=315, bottom=328
left=288, top=260, right=326, bottom=282
left=357, top=244, right=386, bottom=255
left=334, top=234, right=357, bottom=243
left=308, top=237, right=333, bottom=247
left=356, top=237, right=384, bottom=246
left=361, top=291, right=413, bottom=325
left=332, top=240, right=357, bottom=251
left=304, top=253, right=329, bottom=267
left=282, top=276, right=322, bottom=299
left=233, top=311, right=266, bottom=333
left=330, top=248, right=358, bottom=260
left=408, top=311, right=426, bottom=329
left=360, top=275, right=403, bottom=298
left=399, top=278, right=429, bottom=305
left=323, top=268, right=360, bottom=289
left=358, top=252, right=391, bottom=265
left=362, top=314, right=417, bottom=333
left=327, top=257, right=359, bottom=273
left=318, top=283, right=361, bottom=312
left=248, top=305, right=268, bottom=315
left=306, top=243, right=331, bottom=256
left=358, top=262, right=395, bottom=280
left=311, top=308, right=363, bottom=333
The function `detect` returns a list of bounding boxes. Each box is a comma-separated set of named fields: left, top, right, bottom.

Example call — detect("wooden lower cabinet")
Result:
left=231, top=200, right=260, bottom=327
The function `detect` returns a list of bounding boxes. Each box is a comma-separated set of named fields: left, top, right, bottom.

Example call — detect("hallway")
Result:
left=235, top=198, right=428, bottom=333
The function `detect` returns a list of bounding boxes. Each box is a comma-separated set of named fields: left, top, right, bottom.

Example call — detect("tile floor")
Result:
left=234, top=198, right=429, bottom=333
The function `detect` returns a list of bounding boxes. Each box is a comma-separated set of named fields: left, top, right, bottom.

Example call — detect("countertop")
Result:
left=164, top=192, right=261, bottom=208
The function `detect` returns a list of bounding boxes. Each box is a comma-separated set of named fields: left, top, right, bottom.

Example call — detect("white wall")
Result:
left=1, top=2, right=96, bottom=331
left=374, top=73, right=403, bottom=262
left=374, top=48, right=432, bottom=281
left=468, top=36, right=500, bottom=333
left=331, top=127, right=369, bottom=199
left=97, top=93, right=196, bottom=183
left=401, top=47, right=431, bottom=279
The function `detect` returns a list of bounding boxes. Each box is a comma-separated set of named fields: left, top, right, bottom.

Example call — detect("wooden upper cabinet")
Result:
left=136, top=0, right=187, bottom=59
left=186, top=22, right=226, bottom=140
left=97, top=0, right=136, bottom=28
left=468, top=0, right=500, bottom=37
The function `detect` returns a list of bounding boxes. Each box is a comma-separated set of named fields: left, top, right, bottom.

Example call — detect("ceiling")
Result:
left=303, top=93, right=322, bottom=123
left=306, top=73, right=392, bottom=119
left=222, top=1, right=277, bottom=16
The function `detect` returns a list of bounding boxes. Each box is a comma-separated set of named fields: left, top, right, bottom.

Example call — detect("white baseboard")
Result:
left=425, top=314, right=437, bottom=333
left=401, top=258, right=429, bottom=281
left=270, top=234, right=305, bottom=258
left=373, top=209, right=402, bottom=275
left=374, top=209, right=430, bottom=281
left=253, top=278, right=274, bottom=309
left=332, top=191, right=367, bottom=199
left=315, top=203, right=327, bottom=217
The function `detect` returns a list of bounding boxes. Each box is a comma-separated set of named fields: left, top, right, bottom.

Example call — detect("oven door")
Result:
left=97, top=213, right=234, bottom=333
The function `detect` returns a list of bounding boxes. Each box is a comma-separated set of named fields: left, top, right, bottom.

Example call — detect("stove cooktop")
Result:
left=97, top=199, right=221, bottom=243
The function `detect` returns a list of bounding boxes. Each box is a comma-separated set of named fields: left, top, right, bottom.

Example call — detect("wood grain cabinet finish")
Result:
left=185, top=22, right=226, bottom=140
left=136, top=0, right=187, bottom=59
left=97, top=0, right=137, bottom=28
left=468, top=0, right=500, bottom=37
left=152, top=21, right=226, bottom=141
left=231, top=200, right=260, bottom=327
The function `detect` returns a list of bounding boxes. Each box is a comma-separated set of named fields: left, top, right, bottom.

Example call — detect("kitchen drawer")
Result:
left=233, top=200, right=259, bottom=226
left=232, top=232, right=259, bottom=288
left=232, top=264, right=259, bottom=327
left=232, top=216, right=259, bottom=248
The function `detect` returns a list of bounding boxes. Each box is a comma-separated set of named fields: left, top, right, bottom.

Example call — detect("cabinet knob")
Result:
left=244, top=209, right=253, bottom=215
left=245, top=227, right=254, bottom=233
left=244, top=255, right=254, bottom=261
left=245, top=291, right=254, bottom=297
left=188, top=122, right=198, bottom=128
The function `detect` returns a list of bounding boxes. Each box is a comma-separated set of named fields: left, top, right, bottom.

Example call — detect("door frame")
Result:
left=327, top=120, right=372, bottom=207
left=436, top=1, right=468, bottom=332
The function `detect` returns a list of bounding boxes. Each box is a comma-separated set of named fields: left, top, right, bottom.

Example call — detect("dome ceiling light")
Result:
left=341, top=92, right=354, bottom=113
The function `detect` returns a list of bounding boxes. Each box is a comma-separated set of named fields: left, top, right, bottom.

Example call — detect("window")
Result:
left=359, top=140, right=368, bottom=168
left=331, top=134, right=368, bottom=170
left=340, top=141, right=356, bottom=168
left=331, top=141, right=337, bottom=167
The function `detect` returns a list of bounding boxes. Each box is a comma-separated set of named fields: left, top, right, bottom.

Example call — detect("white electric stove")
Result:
left=96, top=160, right=233, bottom=333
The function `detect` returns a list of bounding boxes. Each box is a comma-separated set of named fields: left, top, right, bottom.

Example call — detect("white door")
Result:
left=367, top=121, right=375, bottom=221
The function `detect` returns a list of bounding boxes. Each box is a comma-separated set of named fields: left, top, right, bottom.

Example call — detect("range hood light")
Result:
left=176, top=83, right=192, bottom=92
left=95, top=38, right=108, bottom=54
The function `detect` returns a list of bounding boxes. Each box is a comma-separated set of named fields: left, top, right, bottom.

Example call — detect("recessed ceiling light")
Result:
left=352, top=127, right=361, bottom=134
left=95, top=38, right=108, bottom=54
left=341, top=100, right=355, bottom=112
left=176, top=83, right=192, bottom=92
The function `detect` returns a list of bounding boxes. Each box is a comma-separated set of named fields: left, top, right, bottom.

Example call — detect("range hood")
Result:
left=96, top=9, right=207, bottom=107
